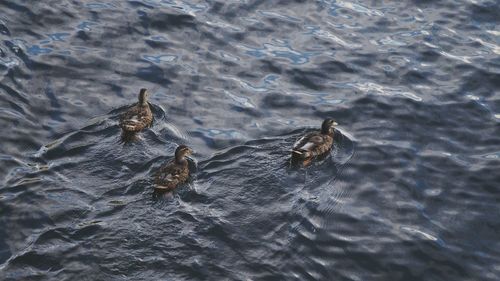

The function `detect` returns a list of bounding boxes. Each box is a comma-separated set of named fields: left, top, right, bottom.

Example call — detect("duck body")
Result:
left=154, top=145, right=193, bottom=192
left=154, top=160, right=189, bottom=192
left=291, top=118, right=338, bottom=165
left=119, top=88, right=153, bottom=133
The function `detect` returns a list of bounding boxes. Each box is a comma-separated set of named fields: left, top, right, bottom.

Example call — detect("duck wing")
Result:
left=292, top=132, right=320, bottom=156
left=119, top=104, right=153, bottom=132
left=154, top=161, right=189, bottom=191
left=292, top=132, right=332, bottom=159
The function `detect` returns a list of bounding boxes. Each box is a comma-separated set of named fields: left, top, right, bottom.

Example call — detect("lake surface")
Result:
left=1, top=0, right=499, bottom=280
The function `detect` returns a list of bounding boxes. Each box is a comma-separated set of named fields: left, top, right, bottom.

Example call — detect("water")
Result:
left=1, top=0, right=499, bottom=280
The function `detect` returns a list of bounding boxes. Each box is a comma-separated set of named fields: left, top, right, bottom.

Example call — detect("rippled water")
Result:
left=1, top=0, right=499, bottom=280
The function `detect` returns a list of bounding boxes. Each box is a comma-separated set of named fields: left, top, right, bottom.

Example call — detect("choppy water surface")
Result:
left=1, top=0, right=499, bottom=280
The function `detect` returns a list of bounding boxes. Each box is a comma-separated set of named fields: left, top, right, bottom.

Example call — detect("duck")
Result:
left=154, top=145, right=193, bottom=192
left=119, top=88, right=153, bottom=134
left=291, top=118, right=338, bottom=166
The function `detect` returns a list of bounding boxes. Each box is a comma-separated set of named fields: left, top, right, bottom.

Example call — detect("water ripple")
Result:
left=1, top=0, right=499, bottom=280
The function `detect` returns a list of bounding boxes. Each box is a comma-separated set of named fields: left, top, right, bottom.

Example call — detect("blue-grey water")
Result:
left=1, top=1, right=499, bottom=280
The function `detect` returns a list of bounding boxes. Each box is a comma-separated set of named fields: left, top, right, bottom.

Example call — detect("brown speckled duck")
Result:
left=154, top=145, right=193, bottom=192
left=119, top=88, right=153, bottom=134
left=291, top=118, right=338, bottom=166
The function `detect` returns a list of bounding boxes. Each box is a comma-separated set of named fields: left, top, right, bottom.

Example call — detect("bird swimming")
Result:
left=154, top=145, right=193, bottom=192
left=119, top=88, right=153, bottom=138
left=291, top=118, right=338, bottom=166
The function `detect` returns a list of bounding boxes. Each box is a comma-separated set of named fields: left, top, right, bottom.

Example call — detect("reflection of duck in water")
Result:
left=291, top=118, right=338, bottom=166
left=119, top=88, right=153, bottom=140
left=154, top=145, right=193, bottom=192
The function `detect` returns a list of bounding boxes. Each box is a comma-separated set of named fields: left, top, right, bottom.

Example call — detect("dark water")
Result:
left=1, top=0, right=499, bottom=280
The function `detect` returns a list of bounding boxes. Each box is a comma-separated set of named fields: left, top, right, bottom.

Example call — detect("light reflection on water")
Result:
left=0, top=0, right=499, bottom=280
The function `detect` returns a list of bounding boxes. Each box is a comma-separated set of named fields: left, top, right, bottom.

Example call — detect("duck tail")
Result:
left=154, top=184, right=174, bottom=193
left=123, top=124, right=137, bottom=131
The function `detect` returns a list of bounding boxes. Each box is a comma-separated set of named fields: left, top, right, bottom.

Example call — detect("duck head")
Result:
left=138, top=88, right=149, bottom=106
left=321, top=118, right=338, bottom=134
left=175, top=144, right=193, bottom=163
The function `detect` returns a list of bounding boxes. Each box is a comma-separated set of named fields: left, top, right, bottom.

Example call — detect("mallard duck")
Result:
left=291, top=118, right=338, bottom=165
left=154, top=145, right=193, bottom=192
left=119, top=88, right=153, bottom=134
